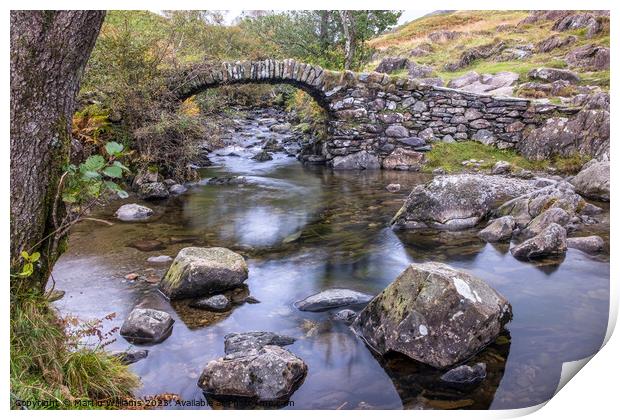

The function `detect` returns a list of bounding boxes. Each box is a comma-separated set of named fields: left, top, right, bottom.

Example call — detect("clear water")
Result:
left=52, top=110, right=610, bottom=410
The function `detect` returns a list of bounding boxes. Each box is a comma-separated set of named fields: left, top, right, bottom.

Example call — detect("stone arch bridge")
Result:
left=168, top=59, right=573, bottom=170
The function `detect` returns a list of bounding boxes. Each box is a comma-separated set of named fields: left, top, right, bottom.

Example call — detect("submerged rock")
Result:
left=190, top=294, right=231, bottom=312
left=510, top=223, right=567, bottom=260
left=332, top=309, right=357, bottom=324
left=120, top=308, right=174, bottom=344
left=391, top=175, right=535, bottom=230
left=198, top=345, right=307, bottom=403
left=205, top=176, right=247, bottom=185
left=112, top=349, right=149, bottom=365
left=147, top=255, right=173, bottom=263
left=386, top=183, right=401, bottom=193
left=128, top=239, right=165, bottom=252
left=252, top=151, right=273, bottom=162
left=570, top=160, right=610, bottom=201
left=478, top=216, right=515, bottom=242
left=352, top=262, right=512, bottom=369
left=159, top=247, right=248, bottom=299
left=224, top=332, right=296, bottom=354
left=567, top=236, right=605, bottom=254
left=440, top=363, right=487, bottom=390
left=115, top=204, right=153, bottom=222
left=294, top=288, right=373, bottom=312
left=169, top=184, right=188, bottom=195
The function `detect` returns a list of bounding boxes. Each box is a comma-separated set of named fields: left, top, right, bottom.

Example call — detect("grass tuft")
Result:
left=10, top=291, right=140, bottom=409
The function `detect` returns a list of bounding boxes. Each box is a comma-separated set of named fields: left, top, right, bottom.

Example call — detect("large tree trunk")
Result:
left=10, top=11, right=105, bottom=292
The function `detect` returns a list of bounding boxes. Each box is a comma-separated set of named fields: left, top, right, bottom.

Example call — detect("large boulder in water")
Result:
left=391, top=175, right=535, bottom=230
left=570, top=160, right=609, bottom=201
left=120, top=308, right=174, bottom=344
left=159, top=247, right=248, bottom=299
left=198, top=344, right=306, bottom=403
left=294, top=288, right=373, bottom=312
left=510, top=223, right=567, bottom=260
left=352, top=262, right=512, bottom=369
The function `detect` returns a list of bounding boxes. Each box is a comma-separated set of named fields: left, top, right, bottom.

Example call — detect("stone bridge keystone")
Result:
left=168, top=59, right=577, bottom=170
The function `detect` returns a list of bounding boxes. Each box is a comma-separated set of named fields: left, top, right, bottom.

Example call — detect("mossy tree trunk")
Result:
left=10, top=11, right=105, bottom=293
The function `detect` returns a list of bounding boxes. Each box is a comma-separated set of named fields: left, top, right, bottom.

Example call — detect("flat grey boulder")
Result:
left=391, top=175, right=536, bottom=230
left=570, top=160, right=609, bottom=201
left=527, top=67, right=580, bottom=83
left=332, top=151, right=380, bottom=170
left=198, top=345, right=307, bottom=403
left=440, top=363, right=487, bottom=390
left=115, top=204, right=153, bottom=222
left=190, top=294, right=231, bottom=312
left=294, top=288, right=373, bottom=312
left=510, top=223, right=567, bottom=260
left=567, top=235, right=604, bottom=254
left=120, top=308, right=174, bottom=344
left=224, top=332, right=296, bottom=354
left=159, top=247, right=248, bottom=299
left=478, top=216, right=515, bottom=242
left=352, top=262, right=512, bottom=369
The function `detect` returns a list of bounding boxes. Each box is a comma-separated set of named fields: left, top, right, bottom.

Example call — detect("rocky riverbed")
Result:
left=50, top=108, right=609, bottom=410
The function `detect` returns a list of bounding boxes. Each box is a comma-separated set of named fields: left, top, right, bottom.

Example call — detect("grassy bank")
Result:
left=367, top=10, right=610, bottom=91
left=10, top=291, right=139, bottom=409
left=423, top=141, right=588, bottom=174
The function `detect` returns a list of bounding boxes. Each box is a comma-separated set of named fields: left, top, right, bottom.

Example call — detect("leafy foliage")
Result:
left=240, top=11, right=401, bottom=70
left=62, top=142, right=130, bottom=205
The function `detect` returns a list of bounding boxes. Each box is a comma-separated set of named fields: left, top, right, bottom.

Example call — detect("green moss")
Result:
left=423, top=141, right=587, bottom=174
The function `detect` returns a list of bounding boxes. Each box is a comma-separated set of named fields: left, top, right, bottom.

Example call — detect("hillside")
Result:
left=366, top=10, right=609, bottom=101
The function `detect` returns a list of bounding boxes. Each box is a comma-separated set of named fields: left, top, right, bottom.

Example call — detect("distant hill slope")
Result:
left=366, top=10, right=609, bottom=101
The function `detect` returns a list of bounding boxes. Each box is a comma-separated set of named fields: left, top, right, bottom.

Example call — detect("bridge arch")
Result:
left=168, top=59, right=568, bottom=170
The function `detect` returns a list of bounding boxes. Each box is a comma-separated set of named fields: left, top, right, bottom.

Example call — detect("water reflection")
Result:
left=51, top=110, right=609, bottom=410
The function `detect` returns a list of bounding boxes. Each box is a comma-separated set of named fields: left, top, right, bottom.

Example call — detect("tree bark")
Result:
left=10, top=10, right=105, bottom=291
left=338, top=10, right=355, bottom=70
